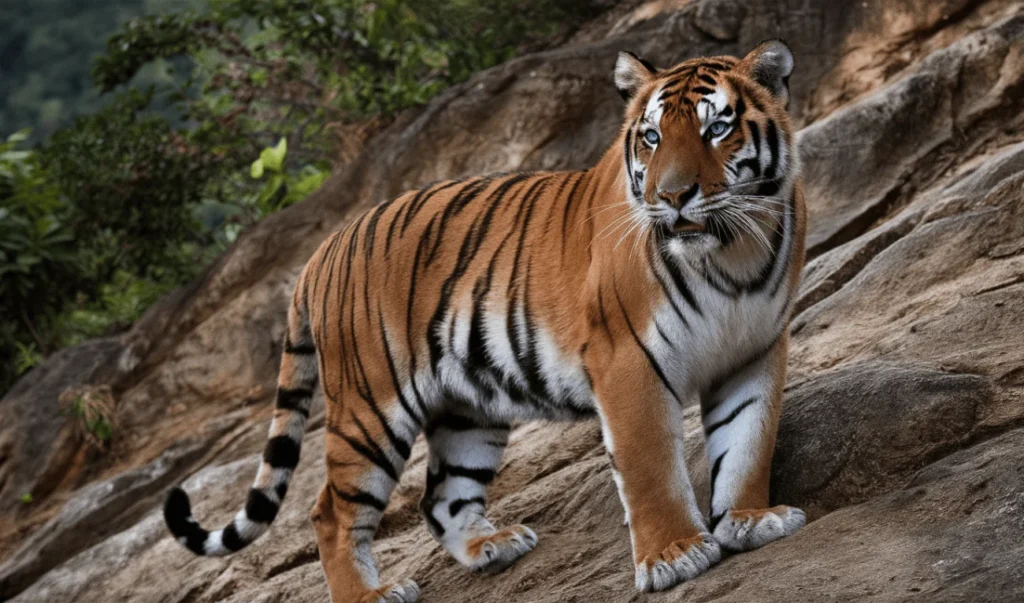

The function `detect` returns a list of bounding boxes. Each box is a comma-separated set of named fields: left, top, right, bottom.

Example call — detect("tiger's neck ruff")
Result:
left=164, top=41, right=808, bottom=603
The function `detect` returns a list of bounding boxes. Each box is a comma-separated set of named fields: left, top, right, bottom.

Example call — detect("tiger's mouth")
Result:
left=669, top=216, right=706, bottom=237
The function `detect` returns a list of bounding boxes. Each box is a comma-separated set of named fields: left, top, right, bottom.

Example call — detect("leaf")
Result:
left=7, top=129, right=31, bottom=144
left=93, top=419, right=113, bottom=442
left=19, top=493, right=33, bottom=505
left=259, top=137, right=288, bottom=173
left=250, top=157, right=265, bottom=179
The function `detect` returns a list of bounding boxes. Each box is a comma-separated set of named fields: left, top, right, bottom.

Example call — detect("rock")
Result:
left=693, top=0, right=746, bottom=42
left=0, top=337, right=121, bottom=517
left=772, top=361, right=990, bottom=516
left=0, top=414, right=243, bottom=600
left=4, top=0, right=1024, bottom=601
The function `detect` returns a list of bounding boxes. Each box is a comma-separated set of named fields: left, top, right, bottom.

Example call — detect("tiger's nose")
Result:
left=657, top=183, right=700, bottom=209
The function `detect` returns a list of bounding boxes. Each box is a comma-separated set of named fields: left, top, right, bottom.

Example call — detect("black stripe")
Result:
left=349, top=416, right=401, bottom=480
left=401, top=180, right=463, bottom=235
left=736, top=158, right=761, bottom=177
left=462, top=174, right=533, bottom=376
left=348, top=313, right=413, bottom=461
left=700, top=60, right=733, bottom=72
left=613, top=289, right=682, bottom=407
left=363, top=200, right=390, bottom=261
left=747, top=120, right=762, bottom=152
left=315, top=232, right=345, bottom=390
left=428, top=176, right=537, bottom=373
left=517, top=266, right=550, bottom=400
left=284, top=341, right=316, bottom=355
left=449, top=496, right=486, bottom=517
left=424, top=414, right=481, bottom=436
left=385, top=196, right=407, bottom=254
left=426, top=177, right=493, bottom=265
left=420, top=473, right=446, bottom=537
left=499, top=177, right=551, bottom=394
left=264, top=435, right=300, bottom=470
left=697, top=73, right=718, bottom=86
left=743, top=82, right=767, bottom=114
left=659, top=250, right=702, bottom=315
left=245, top=488, right=280, bottom=523
left=221, top=522, right=246, bottom=551
left=275, top=482, right=288, bottom=500
left=466, top=277, right=493, bottom=372
left=691, top=85, right=715, bottom=96
left=164, top=487, right=208, bottom=555
left=654, top=319, right=675, bottom=349
left=377, top=304, right=422, bottom=426
left=765, top=121, right=780, bottom=179
left=276, top=387, right=312, bottom=417
left=445, top=463, right=497, bottom=485
left=333, top=484, right=387, bottom=512
left=560, top=172, right=587, bottom=253
left=705, top=397, right=758, bottom=438
left=709, top=450, right=728, bottom=503
left=734, top=95, right=746, bottom=119
left=404, top=214, right=436, bottom=416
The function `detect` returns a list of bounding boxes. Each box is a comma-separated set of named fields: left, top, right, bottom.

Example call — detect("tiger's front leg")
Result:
left=701, top=336, right=806, bottom=552
left=589, top=347, right=721, bottom=592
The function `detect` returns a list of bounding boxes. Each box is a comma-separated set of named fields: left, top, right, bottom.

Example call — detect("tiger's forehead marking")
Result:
left=697, top=88, right=731, bottom=123
left=643, top=85, right=666, bottom=126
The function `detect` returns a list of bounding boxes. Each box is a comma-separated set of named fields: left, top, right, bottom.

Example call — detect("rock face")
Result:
left=3, top=0, right=1024, bottom=601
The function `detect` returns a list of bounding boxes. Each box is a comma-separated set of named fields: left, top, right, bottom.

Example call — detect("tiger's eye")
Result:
left=709, top=121, right=729, bottom=137
left=644, top=129, right=660, bottom=145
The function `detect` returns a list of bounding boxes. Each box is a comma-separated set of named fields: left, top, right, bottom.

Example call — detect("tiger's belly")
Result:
left=428, top=279, right=787, bottom=422
left=431, top=310, right=596, bottom=424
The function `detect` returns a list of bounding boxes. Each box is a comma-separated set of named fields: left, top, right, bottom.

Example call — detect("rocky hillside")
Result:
left=3, top=0, right=1024, bottom=601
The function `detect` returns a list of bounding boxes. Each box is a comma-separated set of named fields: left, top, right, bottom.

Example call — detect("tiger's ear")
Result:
left=739, top=40, right=794, bottom=108
left=614, top=51, right=657, bottom=101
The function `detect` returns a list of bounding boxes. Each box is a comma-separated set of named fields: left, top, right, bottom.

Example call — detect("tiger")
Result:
left=164, top=40, right=808, bottom=602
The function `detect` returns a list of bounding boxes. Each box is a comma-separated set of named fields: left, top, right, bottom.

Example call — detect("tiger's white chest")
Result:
left=649, top=272, right=791, bottom=399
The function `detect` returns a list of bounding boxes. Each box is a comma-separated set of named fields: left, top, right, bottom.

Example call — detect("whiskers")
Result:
left=590, top=203, right=654, bottom=260
left=692, top=183, right=789, bottom=253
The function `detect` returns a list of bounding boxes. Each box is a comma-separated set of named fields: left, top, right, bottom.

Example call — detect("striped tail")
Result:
left=164, top=295, right=318, bottom=556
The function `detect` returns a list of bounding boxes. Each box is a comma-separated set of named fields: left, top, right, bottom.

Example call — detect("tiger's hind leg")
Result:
left=419, top=414, right=537, bottom=574
left=701, top=337, right=805, bottom=552
left=312, top=400, right=422, bottom=603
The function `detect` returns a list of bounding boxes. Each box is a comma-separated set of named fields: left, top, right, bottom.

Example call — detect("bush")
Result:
left=1, top=0, right=606, bottom=398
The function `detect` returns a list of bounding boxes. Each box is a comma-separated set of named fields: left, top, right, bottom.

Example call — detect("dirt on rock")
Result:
left=2, top=1, right=1024, bottom=602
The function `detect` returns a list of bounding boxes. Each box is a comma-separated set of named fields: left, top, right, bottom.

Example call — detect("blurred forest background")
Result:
left=0, top=0, right=604, bottom=397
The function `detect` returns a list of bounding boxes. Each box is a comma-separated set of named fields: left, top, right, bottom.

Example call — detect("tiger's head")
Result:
left=613, top=40, right=796, bottom=250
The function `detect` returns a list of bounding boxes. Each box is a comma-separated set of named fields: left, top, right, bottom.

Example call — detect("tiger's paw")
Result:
left=466, top=524, right=538, bottom=575
left=359, top=579, right=420, bottom=603
left=712, top=505, right=806, bottom=552
left=634, top=533, right=722, bottom=592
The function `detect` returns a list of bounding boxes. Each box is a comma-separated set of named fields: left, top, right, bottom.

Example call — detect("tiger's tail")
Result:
left=164, top=288, right=318, bottom=556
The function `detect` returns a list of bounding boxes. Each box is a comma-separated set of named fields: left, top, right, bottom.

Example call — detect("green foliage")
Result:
left=63, top=391, right=115, bottom=445
left=1, top=0, right=604, bottom=399
left=20, top=493, right=33, bottom=505
left=248, top=138, right=328, bottom=218
left=42, top=89, right=222, bottom=281
left=0, top=0, right=204, bottom=141
left=0, top=103, right=205, bottom=392
left=93, top=0, right=603, bottom=165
